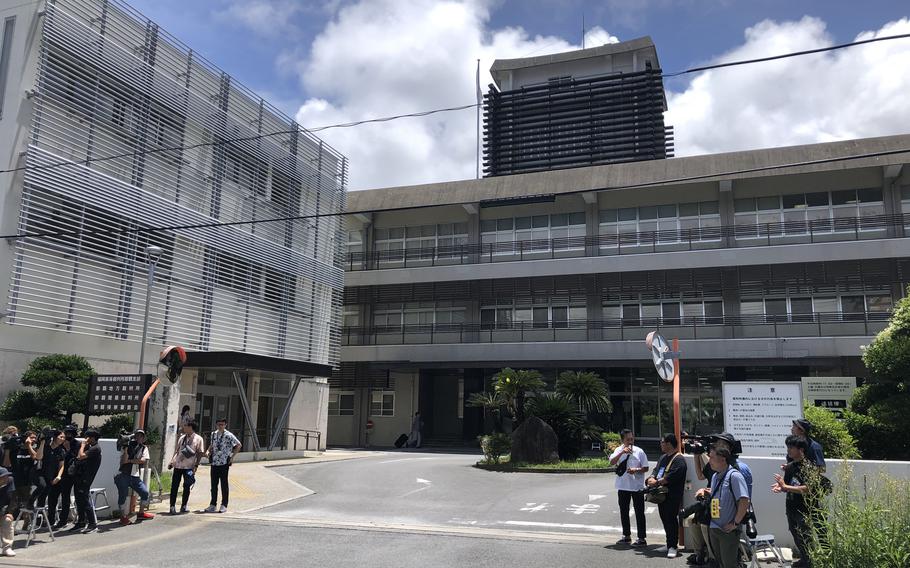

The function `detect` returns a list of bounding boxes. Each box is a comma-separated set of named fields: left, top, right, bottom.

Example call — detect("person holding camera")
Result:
left=168, top=421, right=204, bottom=515
left=115, top=430, right=154, bottom=525
left=33, top=430, right=65, bottom=527
left=773, top=435, right=823, bottom=568
left=0, top=467, right=17, bottom=557
left=12, top=431, right=42, bottom=526
left=0, top=427, right=18, bottom=469
left=688, top=432, right=753, bottom=566
left=69, top=429, right=102, bottom=534
left=646, top=433, right=687, bottom=558
left=608, top=428, right=649, bottom=547
left=695, top=447, right=750, bottom=568
left=205, top=418, right=240, bottom=514
left=51, top=425, right=79, bottom=530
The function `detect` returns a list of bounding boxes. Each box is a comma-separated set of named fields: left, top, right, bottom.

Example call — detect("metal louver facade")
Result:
left=6, top=0, right=346, bottom=371
left=483, top=69, right=674, bottom=177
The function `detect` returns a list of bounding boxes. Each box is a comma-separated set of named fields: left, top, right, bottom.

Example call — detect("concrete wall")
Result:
left=327, top=370, right=418, bottom=448
left=286, top=378, right=329, bottom=451
left=679, top=455, right=910, bottom=550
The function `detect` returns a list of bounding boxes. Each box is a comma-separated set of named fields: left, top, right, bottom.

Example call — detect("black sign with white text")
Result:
left=88, top=374, right=153, bottom=414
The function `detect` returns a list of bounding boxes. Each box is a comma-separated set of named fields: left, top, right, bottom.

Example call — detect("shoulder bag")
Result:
left=645, top=453, right=680, bottom=504
left=614, top=452, right=629, bottom=477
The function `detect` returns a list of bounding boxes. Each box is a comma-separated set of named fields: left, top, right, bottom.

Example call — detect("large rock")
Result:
left=510, top=417, right=559, bottom=464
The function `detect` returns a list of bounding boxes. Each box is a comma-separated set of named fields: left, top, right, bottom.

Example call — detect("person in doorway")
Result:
left=70, top=429, right=102, bottom=534
left=697, top=447, right=750, bottom=568
left=115, top=430, right=154, bottom=525
left=608, top=429, right=649, bottom=547
left=773, top=435, right=819, bottom=568
left=0, top=467, right=16, bottom=557
left=408, top=412, right=423, bottom=449
left=791, top=419, right=825, bottom=471
left=168, top=421, right=204, bottom=514
left=205, top=418, right=241, bottom=513
left=646, top=433, right=687, bottom=558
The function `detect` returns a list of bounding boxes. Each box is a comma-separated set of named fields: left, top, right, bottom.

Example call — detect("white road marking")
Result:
left=500, top=520, right=665, bottom=535
left=565, top=504, right=600, bottom=515
left=397, top=477, right=433, bottom=498
left=519, top=503, right=550, bottom=513
left=376, top=457, right=438, bottom=464
left=588, top=494, right=607, bottom=502
left=416, top=478, right=432, bottom=484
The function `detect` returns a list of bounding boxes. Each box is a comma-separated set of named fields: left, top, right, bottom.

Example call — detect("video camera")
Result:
left=1, top=433, right=21, bottom=452
left=678, top=493, right=708, bottom=523
left=681, top=433, right=743, bottom=456
left=116, top=430, right=143, bottom=452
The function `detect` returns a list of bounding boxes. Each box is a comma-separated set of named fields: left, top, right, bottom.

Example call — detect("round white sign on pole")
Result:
left=645, top=331, right=675, bottom=383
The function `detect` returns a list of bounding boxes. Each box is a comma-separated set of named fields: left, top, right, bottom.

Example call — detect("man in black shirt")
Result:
left=37, top=430, right=66, bottom=528
left=52, top=426, right=79, bottom=530
left=773, top=435, right=817, bottom=568
left=646, top=433, right=687, bottom=559
left=70, top=430, right=102, bottom=534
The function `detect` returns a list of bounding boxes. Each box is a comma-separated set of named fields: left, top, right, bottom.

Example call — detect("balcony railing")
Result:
left=346, top=213, right=908, bottom=271
left=341, top=312, right=889, bottom=346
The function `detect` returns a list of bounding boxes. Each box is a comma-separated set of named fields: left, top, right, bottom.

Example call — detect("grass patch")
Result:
left=154, top=470, right=172, bottom=494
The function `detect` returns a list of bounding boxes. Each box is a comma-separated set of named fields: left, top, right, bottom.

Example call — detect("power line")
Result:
left=2, top=32, right=908, bottom=180
left=4, top=146, right=909, bottom=242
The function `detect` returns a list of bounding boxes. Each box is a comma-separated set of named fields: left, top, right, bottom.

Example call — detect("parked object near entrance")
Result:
left=510, top=417, right=558, bottom=464
left=394, top=434, right=409, bottom=449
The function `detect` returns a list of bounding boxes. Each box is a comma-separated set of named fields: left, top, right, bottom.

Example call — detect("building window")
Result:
left=599, top=202, right=720, bottom=246
left=372, top=302, right=466, bottom=328
left=370, top=391, right=395, bottom=416
left=603, top=300, right=723, bottom=325
left=734, top=189, right=884, bottom=238
left=0, top=17, right=16, bottom=120
left=328, top=391, right=355, bottom=416
left=481, top=212, right=585, bottom=253
left=346, top=231, right=363, bottom=255
left=739, top=293, right=892, bottom=322
left=481, top=300, right=586, bottom=329
left=374, top=223, right=468, bottom=261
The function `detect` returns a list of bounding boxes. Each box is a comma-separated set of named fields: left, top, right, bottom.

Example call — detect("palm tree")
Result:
left=466, top=390, right=506, bottom=432
left=527, top=393, right=601, bottom=460
left=556, top=370, right=612, bottom=414
left=493, top=368, right=546, bottom=425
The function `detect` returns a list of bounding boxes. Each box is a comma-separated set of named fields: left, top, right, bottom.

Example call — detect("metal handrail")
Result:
left=245, top=427, right=322, bottom=451
left=341, top=311, right=889, bottom=345
left=346, top=213, right=908, bottom=271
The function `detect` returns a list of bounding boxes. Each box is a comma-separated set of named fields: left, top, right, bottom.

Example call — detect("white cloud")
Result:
left=216, top=0, right=305, bottom=37
left=667, top=16, right=910, bottom=157
left=292, top=0, right=596, bottom=190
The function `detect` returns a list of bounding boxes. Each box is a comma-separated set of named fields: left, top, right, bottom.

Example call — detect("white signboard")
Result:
left=801, top=376, right=856, bottom=417
left=723, top=382, right=803, bottom=457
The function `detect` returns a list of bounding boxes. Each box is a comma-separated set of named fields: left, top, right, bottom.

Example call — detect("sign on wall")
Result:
left=801, top=376, right=856, bottom=418
left=723, top=382, right=803, bottom=457
left=87, top=374, right=153, bottom=415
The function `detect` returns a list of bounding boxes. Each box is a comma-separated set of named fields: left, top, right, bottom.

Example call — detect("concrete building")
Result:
left=336, top=133, right=910, bottom=447
left=0, top=0, right=346, bottom=455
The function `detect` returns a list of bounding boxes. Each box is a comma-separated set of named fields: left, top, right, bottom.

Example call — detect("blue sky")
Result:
left=123, top=0, right=910, bottom=190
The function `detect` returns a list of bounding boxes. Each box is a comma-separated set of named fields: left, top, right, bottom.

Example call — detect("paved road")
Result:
left=260, top=451, right=669, bottom=540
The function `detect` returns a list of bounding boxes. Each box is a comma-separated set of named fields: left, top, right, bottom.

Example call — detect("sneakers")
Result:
left=179, top=507, right=188, bottom=514
left=169, top=506, right=176, bottom=515
left=119, top=516, right=133, bottom=526
left=204, top=505, right=217, bottom=513
left=138, top=511, right=155, bottom=520
left=655, top=545, right=668, bottom=552
left=616, top=536, right=632, bottom=545
left=67, top=524, right=85, bottom=532
left=218, top=505, right=227, bottom=514
left=668, top=547, right=679, bottom=559
left=1, top=547, right=16, bottom=557
left=631, top=538, right=648, bottom=547
left=82, top=525, right=99, bottom=534
left=687, top=554, right=706, bottom=565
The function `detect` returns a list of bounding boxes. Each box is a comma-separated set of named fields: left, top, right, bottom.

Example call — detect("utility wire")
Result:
left=2, top=32, right=908, bottom=179
left=4, top=146, right=909, bottom=242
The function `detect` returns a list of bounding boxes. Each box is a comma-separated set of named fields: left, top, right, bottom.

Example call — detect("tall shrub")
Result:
left=0, top=354, right=96, bottom=427
left=802, top=403, right=860, bottom=460
left=492, top=368, right=545, bottom=425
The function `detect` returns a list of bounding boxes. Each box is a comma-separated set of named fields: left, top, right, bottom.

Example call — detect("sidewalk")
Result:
left=151, top=449, right=374, bottom=514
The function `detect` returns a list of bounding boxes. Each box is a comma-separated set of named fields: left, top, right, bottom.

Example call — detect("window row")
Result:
left=481, top=213, right=586, bottom=247
left=328, top=391, right=355, bottom=416
left=372, top=301, right=467, bottom=327
left=734, top=189, right=885, bottom=237
left=740, top=294, right=892, bottom=319
left=603, top=300, right=724, bottom=325
left=374, top=223, right=469, bottom=253
left=480, top=302, right=587, bottom=329
left=598, top=202, right=721, bottom=244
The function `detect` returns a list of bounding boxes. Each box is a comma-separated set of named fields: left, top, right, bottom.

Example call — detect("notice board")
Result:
left=723, top=381, right=803, bottom=457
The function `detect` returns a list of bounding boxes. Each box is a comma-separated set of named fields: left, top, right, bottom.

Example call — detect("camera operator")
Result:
left=1, top=426, right=18, bottom=469
left=115, top=430, right=154, bottom=525
left=646, top=433, right=687, bottom=559
left=772, top=435, right=817, bottom=568
left=51, top=425, right=79, bottom=530
left=33, top=430, right=65, bottom=527
left=0, top=467, right=16, bottom=557
left=695, top=447, right=750, bottom=568
left=69, top=429, right=102, bottom=534
left=168, top=421, right=204, bottom=515
left=13, top=431, right=42, bottom=526
left=608, top=428, right=649, bottom=547
left=686, top=432, right=753, bottom=566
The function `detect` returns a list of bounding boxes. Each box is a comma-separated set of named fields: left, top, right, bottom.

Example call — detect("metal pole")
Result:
left=135, top=246, right=161, bottom=430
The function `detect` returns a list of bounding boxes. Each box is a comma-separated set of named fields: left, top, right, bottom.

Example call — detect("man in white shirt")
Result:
left=609, top=428, right=649, bottom=546
left=205, top=418, right=241, bottom=513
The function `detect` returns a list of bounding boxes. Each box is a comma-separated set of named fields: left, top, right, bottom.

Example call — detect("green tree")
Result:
left=466, top=390, right=506, bottom=432
left=0, top=354, right=96, bottom=427
left=492, top=368, right=545, bottom=425
left=803, top=403, right=860, bottom=460
left=852, top=288, right=910, bottom=460
left=527, top=394, right=600, bottom=461
left=555, top=371, right=612, bottom=414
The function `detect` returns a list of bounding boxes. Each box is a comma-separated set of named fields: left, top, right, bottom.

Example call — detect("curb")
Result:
left=474, top=463, right=616, bottom=474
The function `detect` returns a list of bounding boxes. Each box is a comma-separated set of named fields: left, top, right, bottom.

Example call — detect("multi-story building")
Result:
left=0, top=0, right=346, bottom=452
left=336, top=132, right=910, bottom=447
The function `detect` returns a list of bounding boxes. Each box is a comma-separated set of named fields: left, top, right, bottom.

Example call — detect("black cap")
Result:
left=793, top=418, right=812, bottom=434
left=713, top=432, right=737, bottom=444
left=83, top=429, right=100, bottom=439
left=134, top=429, right=146, bottom=436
